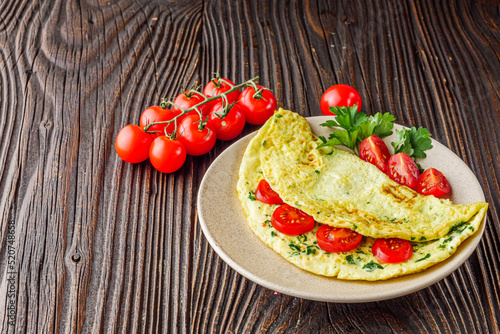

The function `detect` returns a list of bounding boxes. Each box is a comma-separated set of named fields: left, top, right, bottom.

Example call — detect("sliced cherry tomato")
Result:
left=177, top=115, right=217, bottom=156
left=271, top=204, right=315, bottom=236
left=238, top=85, right=278, bottom=125
left=139, top=106, right=180, bottom=138
left=172, top=91, right=211, bottom=118
left=359, top=135, right=391, bottom=172
left=203, top=77, right=240, bottom=109
left=320, top=84, right=362, bottom=115
left=372, top=238, right=413, bottom=263
left=255, top=179, right=284, bottom=205
left=115, top=124, right=153, bottom=163
left=149, top=137, right=186, bottom=173
left=387, top=153, right=421, bottom=188
left=316, top=225, right=362, bottom=253
left=417, top=168, right=451, bottom=197
left=208, top=102, right=246, bottom=141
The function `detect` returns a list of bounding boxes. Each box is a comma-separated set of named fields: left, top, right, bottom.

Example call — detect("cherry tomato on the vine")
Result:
left=359, top=135, right=391, bottom=172
left=417, top=168, right=451, bottom=197
left=238, top=85, right=277, bottom=125
left=320, top=84, right=362, bottom=115
left=387, top=153, right=421, bottom=188
left=140, top=106, right=180, bottom=138
left=115, top=124, right=153, bottom=163
left=203, top=77, right=240, bottom=109
left=255, top=179, right=284, bottom=205
left=172, top=91, right=211, bottom=118
left=316, top=225, right=363, bottom=253
left=372, top=238, right=413, bottom=263
left=208, top=102, right=246, bottom=141
left=149, top=136, right=186, bottom=173
left=271, top=204, right=315, bottom=236
left=177, top=115, right=217, bottom=156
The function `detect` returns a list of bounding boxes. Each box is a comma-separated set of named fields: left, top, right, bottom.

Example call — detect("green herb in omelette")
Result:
left=289, top=242, right=301, bottom=253
left=362, top=261, right=384, bottom=272
left=248, top=191, right=256, bottom=201
left=415, top=253, right=431, bottom=263
left=346, top=254, right=356, bottom=265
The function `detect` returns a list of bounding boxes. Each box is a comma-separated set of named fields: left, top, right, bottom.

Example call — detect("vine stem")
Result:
left=143, top=76, right=260, bottom=137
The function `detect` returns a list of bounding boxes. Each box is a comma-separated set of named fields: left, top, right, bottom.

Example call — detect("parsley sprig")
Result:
left=318, top=106, right=396, bottom=155
left=391, top=127, right=433, bottom=172
left=318, top=106, right=433, bottom=171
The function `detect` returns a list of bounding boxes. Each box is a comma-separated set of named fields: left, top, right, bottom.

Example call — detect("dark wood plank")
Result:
left=0, top=0, right=498, bottom=333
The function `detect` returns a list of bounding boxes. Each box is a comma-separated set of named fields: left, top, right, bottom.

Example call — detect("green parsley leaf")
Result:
left=346, top=255, right=356, bottom=265
left=391, top=127, right=433, bottom=159
left=362, top=261, right=384, bottom=272
left=322, top=105, right=367, bottom=130
left=356, top=112, right=396, bottom=142
left=271, top=231, right=277, bottom=237
left=319, top=106, right=396, bottom=154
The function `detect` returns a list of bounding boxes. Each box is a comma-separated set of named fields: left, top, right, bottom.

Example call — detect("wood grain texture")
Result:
left=0, top=0, right=498, bottom=333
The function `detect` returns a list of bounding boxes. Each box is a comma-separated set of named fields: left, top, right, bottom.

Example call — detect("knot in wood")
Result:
left=71, top=254, right=81, bottom=263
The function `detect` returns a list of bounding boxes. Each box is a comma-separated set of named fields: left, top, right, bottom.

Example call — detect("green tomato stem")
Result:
left=143, top=76, right=259, bottom=134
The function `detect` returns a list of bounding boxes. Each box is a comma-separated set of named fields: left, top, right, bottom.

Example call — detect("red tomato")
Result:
left=417, top=168, right=451, bottom=197
left=115, top=124, right=153, bottom=163
left=177, top=115, right=217, bottom=156
left=255, top=179, right=284, bottom=205
left=208, top=102, right=246, bottom=141
left=238, top=85, right=278, bottom=125
left=172, top=91, right=211, bottom=117
left=149, top=137, right=186, bottom=173
left=316, top=225, right=362, bottom=253
left=271, top=204, right=315, bottom=236
left=359, top=135, right=391, bottom=172
left=372, top=238, right=413, bottom=263
left=140, top=106, right=180, bottom=138
left=320, top=84, right=362, bottom=115
left=387, top=153, right=421, bottom=188
left=203, top=78, right=240, bottom=109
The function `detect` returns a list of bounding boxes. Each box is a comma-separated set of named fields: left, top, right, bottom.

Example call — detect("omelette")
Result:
left=237, top=108, right=488, bottom=280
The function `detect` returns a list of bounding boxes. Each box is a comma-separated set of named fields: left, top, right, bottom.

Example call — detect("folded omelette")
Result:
left=237, top=108, right=488, bottom=280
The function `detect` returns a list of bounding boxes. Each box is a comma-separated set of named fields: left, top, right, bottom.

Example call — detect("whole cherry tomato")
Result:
left=316, top=225, right=362, bottom=253
left=208, top=102, right=246, bottom=141
left=387, top=153, right=421, bottom=188
left=255, top=179, right=284, bottom=205
left=203, top=77, right=240, bottom=109
left=140, top=106, right=180, bottom=138
left=320, top=84, right=362, bottom=115
left=149, top=137, right=186, bottom=173
left=417, top=168, right=451, bottom=197
left=372, top=238, right=413, bottom=263
left=238, top=85, right=278, bottom=125
left=271, top=204, right=315, bottom=236
left=115, top=124, right=153, bottom=163
left=359, top=135, right=391, bottom=172
left=177, top=115, right=217, bottom=156
left=172, top=91, right=211, bottom=118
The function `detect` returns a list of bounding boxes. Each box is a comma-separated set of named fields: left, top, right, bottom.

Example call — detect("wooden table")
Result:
left=1, top=0, right=499, bottom=332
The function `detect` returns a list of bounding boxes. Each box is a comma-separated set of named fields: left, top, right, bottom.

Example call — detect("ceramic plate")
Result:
left=197, top=116, right=487, bottom=303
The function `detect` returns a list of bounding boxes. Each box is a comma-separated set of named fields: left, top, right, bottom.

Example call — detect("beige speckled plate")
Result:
left=197, top=116, right=487, bottom=303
